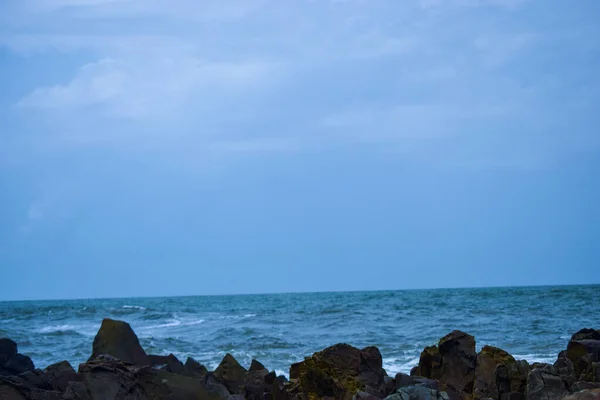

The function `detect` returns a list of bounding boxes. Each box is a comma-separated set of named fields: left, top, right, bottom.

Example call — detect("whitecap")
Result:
left=140, top=320, right=182, bottom=330
left=244, top=314, right=257, bottom=318
left=181, top=319, right=205, bottom=326
left=122, top=305, right=146, bottom=310
left=382, top=356, right=420, bottom=375
left=39, top=324, right=77, bottom=333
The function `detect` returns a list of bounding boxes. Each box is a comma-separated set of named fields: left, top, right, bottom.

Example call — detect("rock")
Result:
left=474, top=345, right=515, bottom=400
left=571, top=382, right=600, bottom=391
left=89, top=318, right=150, bottom=366
left=184, top=357, right=209, bottom=379
left=136, top=367, right=230, bottom=400
left=566, top=329, right=600, bottom=381
left=214, top=353, right=247, bottom=394
left=395, top=373, right=417, bottom=388
left=525, top=365, right=569, bottom=400
left=354, top=390, right=382, bottom=400
left=0, top=338, right=18, bottom=366
left=385, top=385, right=450, bottom=400
left=244, top=368, right=269, bottom=400
left=562, top=389, right=600, bottom=400
left=249, top=359, right=267, bottom=372
left=0, top=374, right=61, bottom=400
left=289, top=343, right=387, bottom=400
left=44, top=360, right=77, bottom=391
left=4, top=354, right=35, bottom=375
left=554, top=352, right=577, bottom=389
left=417, top=331, right=476, bottom=400
left=148, top=353, right=184, bottom=374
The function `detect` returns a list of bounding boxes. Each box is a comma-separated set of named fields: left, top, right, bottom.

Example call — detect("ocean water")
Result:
left=0, top=285, right=598, bottom=377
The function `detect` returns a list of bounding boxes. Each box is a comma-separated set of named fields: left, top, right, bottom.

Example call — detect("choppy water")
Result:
left=1, top=285, right=598, bottom=377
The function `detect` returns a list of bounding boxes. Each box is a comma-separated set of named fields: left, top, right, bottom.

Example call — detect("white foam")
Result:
left=275, top=369, right=288, bottom=378
left=39, top=324, right=77, bottom=333
left=382, top=356, right=420, bottom=375
left=244, top=314, right=257, bottom=318
left=122, top=305, right=146, bottom=310
left=513, top=354, right=557, bottom=364
left=182, top=319, right=205, bottom=326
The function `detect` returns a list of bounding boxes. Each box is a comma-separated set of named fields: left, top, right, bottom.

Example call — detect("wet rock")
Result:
left=136, top=367, right=230, bottom=400
left=89, top=318, right=150, bottom=366
left=525, top=365, right=569, bottom=400
left=44, top=360, right=77, bottom=392
left=244, top=367, right=269, bottom=400
left=184, top=357, right=209, bottom=379
left=571, top=382, right=600, bottom=391
left=214, top=353, right=247, bottom=394
left=354, top=390, right=383, bottom=400
left=4, top=354, right=35, bottom=375
left=566, top=329, right=600, bottom=382
left=0, top=375, right=61, bottom=400
left=0, top=338, right=18, bottom=366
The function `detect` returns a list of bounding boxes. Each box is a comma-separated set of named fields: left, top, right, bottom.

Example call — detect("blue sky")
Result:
left=0, top=0, right=599, bottom=300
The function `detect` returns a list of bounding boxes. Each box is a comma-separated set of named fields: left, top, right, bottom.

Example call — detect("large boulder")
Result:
left=525, top=365, right=569, bottom=400
left=148, top=353, right=184, bottom=374
left=44, top=360, right=77, bottom=392
left=384, top=385, right=450, bottom=400
left=416, top=331, right=476, bottom=400
left=89, top=318, right=150, bottom=366
left=0, top=339, right=35, bottom=376
left=183, top=357, right=209, bottom=380
left=214, top=353, right=247, bottom=394
left=289, top=343, right=388, bottom=400
left=566, top=329, right=600, bottom=382
left=473, top=345, right=528, bottom=400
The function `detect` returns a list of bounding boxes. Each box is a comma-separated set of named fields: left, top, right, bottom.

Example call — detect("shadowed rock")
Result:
left=44, top=361, right=77, bottom=392
left=473, top=345, right=528, bottom=400
left=214, top=353, right=247, bottom=394
left=89, top=318, right=150, bottom=366
left=567, top=329, right=600, bottom=382
left=526, top=365, right=569, bottom=400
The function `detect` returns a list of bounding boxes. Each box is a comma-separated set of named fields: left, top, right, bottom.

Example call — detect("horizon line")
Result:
left=1, top=282, right=598, bottom=303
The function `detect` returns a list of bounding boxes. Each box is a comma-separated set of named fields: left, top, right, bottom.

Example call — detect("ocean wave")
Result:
left=38, top=324, right=89, bottom=337
left=139, top=319, right=205, bottom=330
left=513, top=354, right=557, bottom=364
left=123, top=305, right=146, bottom=310
left=382, top=356, right=420, bottom=375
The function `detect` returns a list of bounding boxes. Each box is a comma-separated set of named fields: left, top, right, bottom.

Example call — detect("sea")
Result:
left=0, top=285, right=598, bottom=378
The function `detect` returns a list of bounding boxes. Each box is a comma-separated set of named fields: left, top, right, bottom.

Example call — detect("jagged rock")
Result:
left=354, top=390, right=382, bottom=400
left=567, top=329, right=600, bottom=382
left=416, top=331, right=476, bottom=400
left=525, top=365, right=569, bottom=400
left=89, top=318, right=150, bottom=366
left=249, top=359, right=267, bottom=372
left=554, top=351, right=576, bottom=389
left=184, top=357, right=209, bottom=379
left=289, top=343, right=387, bottom=400
left=44, top=360, right=77, bottom=391
left=214, top=353, right=247, bottom=394
left=148, top=353, right=184, bottom=374
left=0, top=339, right=18, bottom=366
left=244, top=367, right=269, bottom=400
left=136, top=367, right=230, bottom=400
left=0, top=375, right=61, bottom=400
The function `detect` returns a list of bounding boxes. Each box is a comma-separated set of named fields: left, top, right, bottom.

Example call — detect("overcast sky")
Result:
left=1, top=0, right=599, bottom=300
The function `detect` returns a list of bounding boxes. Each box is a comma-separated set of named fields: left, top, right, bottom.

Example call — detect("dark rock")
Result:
left=473, top=345, right=517, bottom=400
left=148, top=353, right=184, bottom=374
left=136, top=367, right=230, bottom=400
left=4, top=354, right=35, bottom=375
left=499, top=392, right=522, bottom=400
left=385, top=385, right=450, bottom=400
left=214, top=353, right=247, bottom=394
left=417, top=331, right=476, bottom=400
left=554, top=352, right=576, bottom=389
left=562, top=389, right=600, bottom=400
left=571, top=382, right=600, bottom=391
left=289, top=343, right=388, bottom=400
left=525, top=365, right=569, bottom=400
left=89, top=318, right=150, bottom=366
left=395, top=373, right=417, bottom=388
left=0, top=374, right=61, bottom=400
left=244, top=368, right=269, bottom=400
left=249, top=359, right=267, bottom=372
left=184, top=357, right=209, bottom=379
left=18, top=369, right=51, bottom=390
left=0, top=338, right=18, bottom=366
left=354, top=390, right=382, bottom=400
left=594, top=362, right=600, bottom=383
left=44, top=360, right=77, bottom=391
left=567, top=329, right=600, bottom=381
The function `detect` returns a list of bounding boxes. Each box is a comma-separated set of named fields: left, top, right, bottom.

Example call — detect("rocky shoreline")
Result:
left=1, top=318, right=599, bottom=400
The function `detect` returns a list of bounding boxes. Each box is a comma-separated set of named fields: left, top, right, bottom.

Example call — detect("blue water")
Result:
left=0, top=285, right=598, bottom=377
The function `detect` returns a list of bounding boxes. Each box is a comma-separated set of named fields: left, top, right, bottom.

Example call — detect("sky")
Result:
left=0, top=0, right=599, bottom=301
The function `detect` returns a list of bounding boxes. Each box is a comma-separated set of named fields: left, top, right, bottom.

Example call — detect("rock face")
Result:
left=44, top=360, right=77, bottom=392
left=289, top=343, right=388, bottom=400
left=214, top=353, right=248, bottom=394
left=472, top=345, right=528, bottom=400
left=89, top=318, right=150, bottom=366
left=525, top=365, right=569, bottom=400
left=566, top=329, right=600, bottom=382
left=0, top=338, right=35, bottom=376
left=415, top=331, right=476, bottom=400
